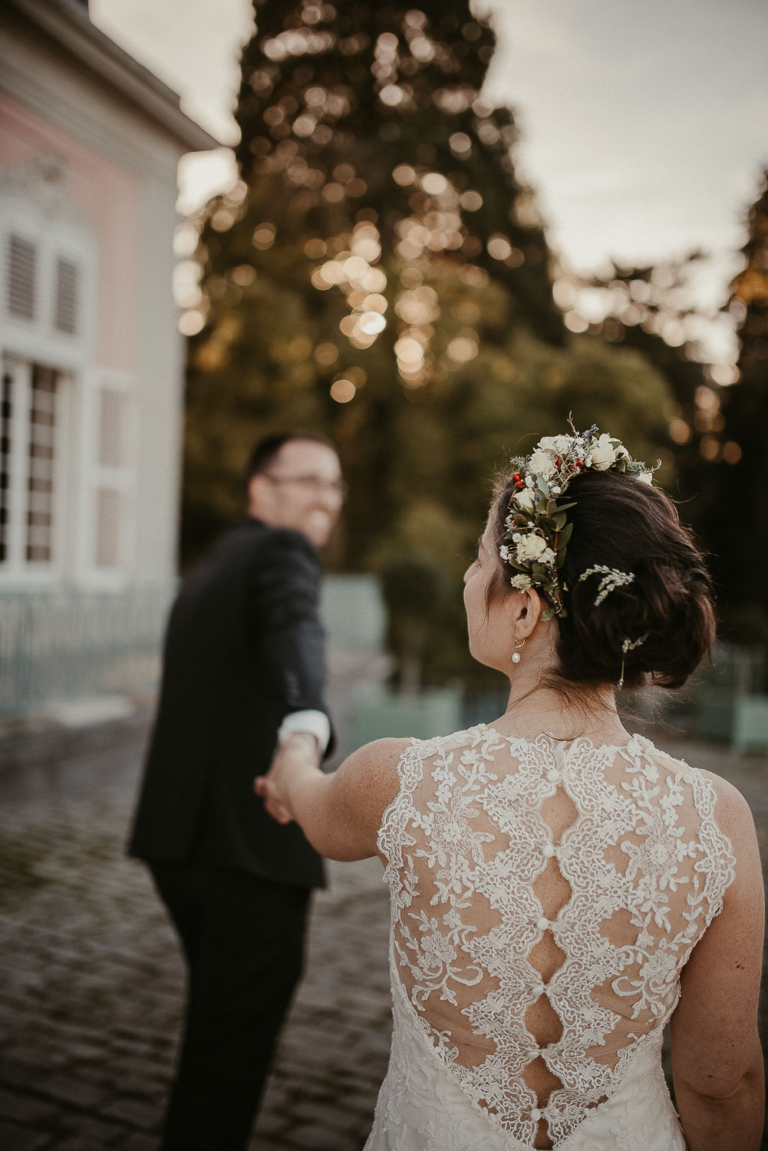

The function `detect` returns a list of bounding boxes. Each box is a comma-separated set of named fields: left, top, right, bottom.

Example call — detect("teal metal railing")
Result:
left=0, top=585, right=175, bottom=718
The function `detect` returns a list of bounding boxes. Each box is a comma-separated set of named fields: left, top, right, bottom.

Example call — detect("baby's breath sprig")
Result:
left=578, top=565, right=636, bottom=605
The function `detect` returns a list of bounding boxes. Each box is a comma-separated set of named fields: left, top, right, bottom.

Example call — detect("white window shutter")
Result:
left=7, top=235, right=37, bottom=320
left=95, top=487, right=122, bottom=568
left=54, top=257, right=79, bottom=334
left=98, top=388, right=125, bottom=468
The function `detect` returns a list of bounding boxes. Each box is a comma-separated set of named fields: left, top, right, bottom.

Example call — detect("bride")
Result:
left=256, top=425, right=764, bottom=1151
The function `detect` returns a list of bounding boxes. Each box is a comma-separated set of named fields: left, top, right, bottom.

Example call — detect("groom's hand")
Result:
left=255, top=733, right=320, bottom=824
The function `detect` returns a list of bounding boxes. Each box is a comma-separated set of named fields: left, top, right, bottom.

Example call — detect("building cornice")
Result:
left=0, top=0, right=220, bottom=153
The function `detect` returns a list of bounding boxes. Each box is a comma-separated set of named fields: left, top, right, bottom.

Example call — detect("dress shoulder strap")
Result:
left=632, top=736, right=737, bottom=922
left=377, top=727, right=479, bottom=870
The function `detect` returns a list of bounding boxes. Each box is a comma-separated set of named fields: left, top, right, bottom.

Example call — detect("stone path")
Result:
left=0, top=731, right=765, bottom=1150
left=0, top=735, right=390, bottom=1151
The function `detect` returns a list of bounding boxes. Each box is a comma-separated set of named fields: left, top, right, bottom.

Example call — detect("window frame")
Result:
left=0, top=354, right=73, bottom=584
left=0, top=157, right=100, bottom=588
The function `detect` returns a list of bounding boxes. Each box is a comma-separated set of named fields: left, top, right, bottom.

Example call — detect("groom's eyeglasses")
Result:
left=263, top=472, right=348, bottom=501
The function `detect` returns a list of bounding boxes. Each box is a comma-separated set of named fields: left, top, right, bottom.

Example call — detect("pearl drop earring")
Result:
left=512, top=635, right=525, bottom=664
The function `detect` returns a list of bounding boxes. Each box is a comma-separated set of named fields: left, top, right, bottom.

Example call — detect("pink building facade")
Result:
left=0, top=0, right=216, bottom=716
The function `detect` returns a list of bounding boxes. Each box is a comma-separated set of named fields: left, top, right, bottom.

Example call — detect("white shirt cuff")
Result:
left=277, top=709, right=331, bottom=754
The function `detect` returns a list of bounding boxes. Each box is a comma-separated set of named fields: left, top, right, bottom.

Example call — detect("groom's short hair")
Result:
left=245, top=432, right=335, bottom=483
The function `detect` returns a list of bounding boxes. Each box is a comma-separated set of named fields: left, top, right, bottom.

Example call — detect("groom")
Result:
left=129, top=432, right=344, bottom=1151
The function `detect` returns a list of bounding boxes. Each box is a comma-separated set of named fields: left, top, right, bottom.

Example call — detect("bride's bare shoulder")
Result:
left=332, top=738, right=410, bottom=824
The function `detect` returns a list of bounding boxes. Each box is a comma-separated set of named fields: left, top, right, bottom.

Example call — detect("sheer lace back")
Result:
left=377, top=726, right=736, bottom=1149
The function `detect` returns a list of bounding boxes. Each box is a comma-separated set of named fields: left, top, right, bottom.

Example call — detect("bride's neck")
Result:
left=499, top=672, right=628, bottom=745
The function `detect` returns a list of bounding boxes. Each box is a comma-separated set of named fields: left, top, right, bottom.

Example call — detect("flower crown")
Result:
left=499, top=422, right=657, bottom=622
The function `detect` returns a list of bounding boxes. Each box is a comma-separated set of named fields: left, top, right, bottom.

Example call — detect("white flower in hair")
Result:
left=638, top=471, right=654, bottom=484
left=516, top=534, right=554, bottom=564
left=539, top=434, right=572, bottom=455
left=510, top=573, right=534, bottom=590
left=528, top=448, right=556, bottom=477
left=590, top=433, right=618, bottom=470
left=513, top=487, right=536, bottom=511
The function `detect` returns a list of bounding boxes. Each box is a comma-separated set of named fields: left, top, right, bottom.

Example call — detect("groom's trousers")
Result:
left=149, top=860, right=311, bottom=1151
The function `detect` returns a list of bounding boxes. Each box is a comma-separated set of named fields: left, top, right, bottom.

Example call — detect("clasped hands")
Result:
left=254, top=732, right=320, bottom=825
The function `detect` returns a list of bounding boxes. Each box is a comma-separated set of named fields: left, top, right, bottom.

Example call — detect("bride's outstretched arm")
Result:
left=255, top=733, right=407, bottom=861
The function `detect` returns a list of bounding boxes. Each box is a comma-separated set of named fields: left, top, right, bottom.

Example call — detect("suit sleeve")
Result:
left=250, top=530, right=335, bottom=754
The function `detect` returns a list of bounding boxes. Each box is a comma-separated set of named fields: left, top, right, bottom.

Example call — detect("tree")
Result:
left=577, top=254, right=731, bottom=536
left=567, top=177, right=768, bottom=649
left=181, top=0, right=677, bottom=687
left=708, top=171, right=768, bottom=639
left=182, top=0, right=563, bottom=568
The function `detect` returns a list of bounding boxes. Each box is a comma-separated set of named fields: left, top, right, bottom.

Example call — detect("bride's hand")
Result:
left=255, top=733, right=320, bottom=824
left=254, top=764, right=293, bottom=824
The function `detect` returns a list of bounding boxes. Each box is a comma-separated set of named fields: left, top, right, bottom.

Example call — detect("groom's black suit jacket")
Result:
left=129, top=517, right=332, bottom=889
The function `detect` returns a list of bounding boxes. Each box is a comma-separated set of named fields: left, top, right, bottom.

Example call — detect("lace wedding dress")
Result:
left=365, top=726, right=736, bottom=1150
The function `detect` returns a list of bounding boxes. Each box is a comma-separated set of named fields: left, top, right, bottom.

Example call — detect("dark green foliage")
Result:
left=708, top=172, right=768, bottom=633
left=584, top=175, right=768, bottom=644
left=584, top=255, right=718, bottom=521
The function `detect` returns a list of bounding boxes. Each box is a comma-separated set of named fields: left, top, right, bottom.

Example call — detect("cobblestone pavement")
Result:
left=0, top=731, right=765, bottom=1151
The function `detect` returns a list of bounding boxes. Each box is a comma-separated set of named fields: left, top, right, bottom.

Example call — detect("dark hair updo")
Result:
left=490, top=468, right=716, bottom=691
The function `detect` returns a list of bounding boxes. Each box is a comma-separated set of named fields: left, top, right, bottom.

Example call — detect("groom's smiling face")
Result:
left=247, top=439, right=345, bottom=548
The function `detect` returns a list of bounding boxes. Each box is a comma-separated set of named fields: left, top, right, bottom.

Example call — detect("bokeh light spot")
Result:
left=393, top=164, right=416, bottom=186
left=487, top=234, right=512, bottom=260
left=669, top=418, right=692, bottom=444
left=358, top=311, right=387, bottom=335
left=314, top=342, right=339, bottom=365
left=330, top=378, right=356, bottom=403
left=252, top=223, right=276, bottom=249
left=460, top=190, right=483, bottom=211
left=450, top=132, right=472, bottom=154
left=380, top=84, right=405, bottom=107
left=304, top=238, right=327, bottom=259
left=446, top=337, right=478, bottom=363
left=564, top=311, right=589, bottom=333
left=421, top=172, right=449, bottom=196
left=699, top=436, right=721, bottom=461
left=179, top=310, right=206, bottom=336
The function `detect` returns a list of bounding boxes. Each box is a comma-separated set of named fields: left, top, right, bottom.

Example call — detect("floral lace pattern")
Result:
left=375, top=726, right=735, bottom=1149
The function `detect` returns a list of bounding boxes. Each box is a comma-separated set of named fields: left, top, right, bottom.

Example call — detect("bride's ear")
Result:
left=505, top=588, right=543, bottom=640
